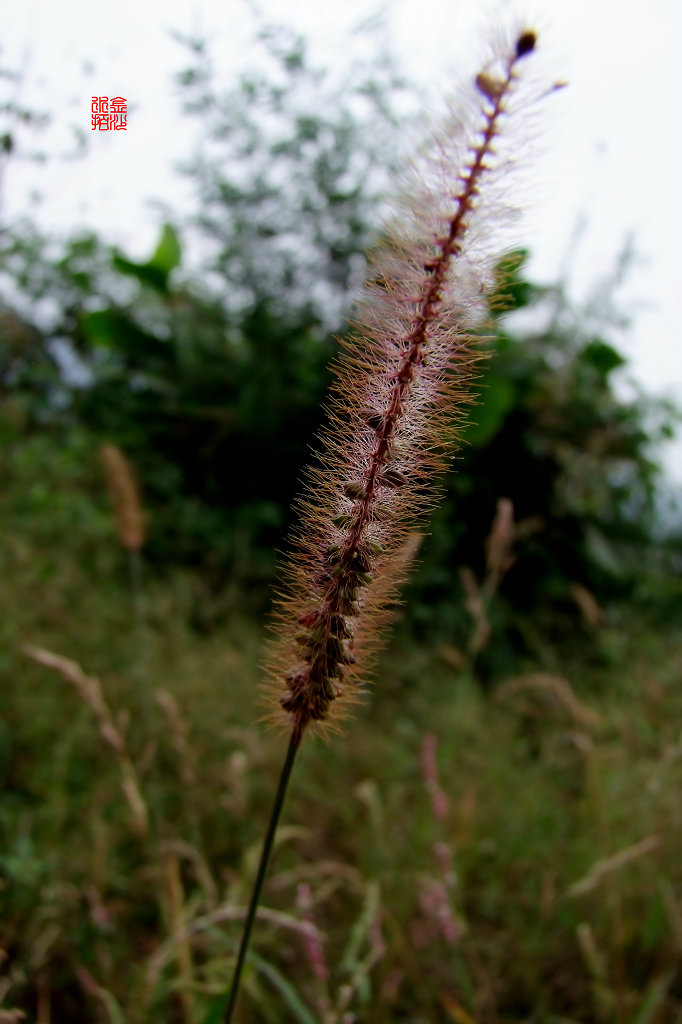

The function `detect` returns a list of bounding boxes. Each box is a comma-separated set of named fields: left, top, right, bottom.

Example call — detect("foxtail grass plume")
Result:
left=225, top=30, right=554, bottom=1019
left=267, top=28, right=545, bottom=739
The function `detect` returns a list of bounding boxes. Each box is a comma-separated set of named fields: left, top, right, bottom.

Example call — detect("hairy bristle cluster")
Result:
left=100, top=443, right=145, bottom=552
left=267, top=31, right=540, bottom=736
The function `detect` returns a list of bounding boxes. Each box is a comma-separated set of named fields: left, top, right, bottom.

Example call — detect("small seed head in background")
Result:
left=100, top=443, right=145, bottom=551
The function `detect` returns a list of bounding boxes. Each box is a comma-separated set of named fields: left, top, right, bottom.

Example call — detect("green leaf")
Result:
left=80, top=309, right=132, bottom=349
left=112, top=253, right=168, bottom=292
left=151, top=223, right=182, bottom=276
left=464, top=376, right=516, bottom=447
left=111, top=224, right=181, bottom=292
left=79, top=309, right=169, bottom=364
left=580, top=339, right=626, bottom=377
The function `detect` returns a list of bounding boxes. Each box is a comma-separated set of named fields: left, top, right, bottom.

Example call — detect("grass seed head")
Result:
left=100, top=443, right=145, bottom=552
left=266, top=27, right=547, bottom=737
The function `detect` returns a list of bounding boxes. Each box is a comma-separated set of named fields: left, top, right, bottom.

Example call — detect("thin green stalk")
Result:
left=223, top=723, right=304, bottom=1023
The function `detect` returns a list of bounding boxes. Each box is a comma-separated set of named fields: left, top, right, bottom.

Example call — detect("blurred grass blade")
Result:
left=202, top=950, right=317, bottom=1024
left=632, top=971, right=675, bottom=1024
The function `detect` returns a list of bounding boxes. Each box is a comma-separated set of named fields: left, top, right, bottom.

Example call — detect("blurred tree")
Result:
left=171, top=23, right=409, bottom=325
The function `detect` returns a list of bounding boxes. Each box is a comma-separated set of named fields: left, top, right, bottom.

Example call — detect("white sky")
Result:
left=2, top=0, right=682, bottom=481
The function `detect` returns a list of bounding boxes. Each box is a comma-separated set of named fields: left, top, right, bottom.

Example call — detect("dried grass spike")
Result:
left=100, top=443, right=145, bottom=551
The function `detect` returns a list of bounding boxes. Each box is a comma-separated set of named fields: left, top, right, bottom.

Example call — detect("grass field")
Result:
left=1, top=434, right=681, bottom=1023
